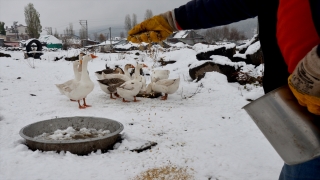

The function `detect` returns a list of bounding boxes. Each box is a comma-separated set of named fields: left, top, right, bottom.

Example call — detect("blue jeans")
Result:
left=279, top=156, right=320, bottom=180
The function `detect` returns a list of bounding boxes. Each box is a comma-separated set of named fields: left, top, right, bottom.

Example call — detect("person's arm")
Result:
left=174, top=0, right=258, bottom=30
left=128, top=0, right=258, bottom=43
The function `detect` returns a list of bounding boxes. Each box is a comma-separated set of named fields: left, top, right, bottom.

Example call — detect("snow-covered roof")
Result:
left=38, top=35, right=62, bottom=44
left=98, top=40, right=120, bottom=46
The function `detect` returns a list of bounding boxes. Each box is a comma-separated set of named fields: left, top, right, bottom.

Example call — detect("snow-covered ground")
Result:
left=0, top=45, right=283, bottom=180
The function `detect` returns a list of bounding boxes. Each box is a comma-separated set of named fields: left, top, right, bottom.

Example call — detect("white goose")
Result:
left=55, top=53, right=84, bottom=99
left=151, top=69, right=170, bottom=82
left=145, top=77, right=180, bottom=100
left=132, top=63, right=148, bottom=92
left=100, top=64, right=135, bottom=81
left=116, top=78, right=143, bottom=102
left=64, top=54, right=97, bottom=108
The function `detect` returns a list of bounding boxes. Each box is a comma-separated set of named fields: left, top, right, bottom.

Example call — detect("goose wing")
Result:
left=156, top=79, right=177, bottom=86
left=97, top=78, right=125, bottom=86
left=118, top=81, right=135, bottom=90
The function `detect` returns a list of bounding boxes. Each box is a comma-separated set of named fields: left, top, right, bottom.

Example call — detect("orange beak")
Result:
left=90, top=54, right=98, bottom=59
left=131, top=65, right=135, bottom=68
left=143, top=64, right=148, bottom=68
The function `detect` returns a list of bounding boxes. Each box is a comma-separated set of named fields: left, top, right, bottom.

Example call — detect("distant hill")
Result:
left=196, top=17, right=258, bottom=39
left=229, top=17, right=258, bottom=38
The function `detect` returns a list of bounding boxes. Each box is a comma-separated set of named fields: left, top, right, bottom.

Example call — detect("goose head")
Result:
left=136, top=63, right=148, bottom=69
left=124, top=64, right=135, bottom=71
left=81, top=54, right=98, bottom=64
left=78, top=52, right=86, bottom=64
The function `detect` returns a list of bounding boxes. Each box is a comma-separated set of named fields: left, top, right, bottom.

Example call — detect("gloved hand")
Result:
left=127, top=11, right=179, bottom=43
left=288, top=45, right=320, bottom=115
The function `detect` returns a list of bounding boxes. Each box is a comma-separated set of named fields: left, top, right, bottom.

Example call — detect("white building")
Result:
left=5, top=22, right=30, bottom=41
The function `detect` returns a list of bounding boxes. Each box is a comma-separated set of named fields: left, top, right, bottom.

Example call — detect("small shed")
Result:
left=167, top=30, right=206, bottom=45
left=38, top=35, right=62, bottom=49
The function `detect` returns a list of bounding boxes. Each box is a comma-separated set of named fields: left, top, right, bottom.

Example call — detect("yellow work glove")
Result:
left=127, top=11, right=178, bottom=43
left=288, top=45, right=320, bottom=115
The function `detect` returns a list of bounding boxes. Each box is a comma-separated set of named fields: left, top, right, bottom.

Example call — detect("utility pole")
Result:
left=109, top=27, right=112, bottom=50
left=79, top=20, right=88, bottom=46
left=13, top=21, right=18, bottom=40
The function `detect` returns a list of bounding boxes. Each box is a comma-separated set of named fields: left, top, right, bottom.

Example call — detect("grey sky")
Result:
left=0, top=0, right=190, bottom=37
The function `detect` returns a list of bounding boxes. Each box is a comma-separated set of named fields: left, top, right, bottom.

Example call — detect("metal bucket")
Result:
left=19, top=116, right=124, bottom=155
left=243, top=85, right=320, bottom=165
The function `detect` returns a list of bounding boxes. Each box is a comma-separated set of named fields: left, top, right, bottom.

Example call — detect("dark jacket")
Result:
left=174, top=0, right=320, bottom=93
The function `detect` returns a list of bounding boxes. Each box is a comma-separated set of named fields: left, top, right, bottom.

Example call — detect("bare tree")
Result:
left=93, top=32, right=98, bottom=41
left=64, top=23, right=74, bottom=38
left=0, top=22, right=6, bottom=35
left=229, top=27, right=247, bottom=41
left=53, top=28, right=59, bottom=39
left=201, top=27, right=224, bottom=43
left=203, top=28, right=216, bottom=44
left=124, top=14, right=132, bottom=32
left=203, top=26, right=247, bottom=42
left=24, top=3, right=42, bottom=38
left=98, top=33, right=106, bottom=42
left=229, top=27, right=240, bottom=41
left=144, top=9, right=153, bottom=20
left=61, top=23, right=75, bottom=50
left=120, top=32, right=125, bottom=39
left=222, top=26, right=230, bottom=41
left=132, top=13, right=137, bottom=28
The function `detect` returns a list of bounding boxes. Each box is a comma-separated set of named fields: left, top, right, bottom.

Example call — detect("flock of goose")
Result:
left=55, top=53, right=180, bottom=109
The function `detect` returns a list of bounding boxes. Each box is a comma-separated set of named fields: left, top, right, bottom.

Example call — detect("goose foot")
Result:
left=78, top=100, right=86, bottom=109
left=133, top=96, right=140, bottom=102
left=122, top=98, right=130, bottom=103
left=114, top=92, right=120, bottom=98
left=83, top=98, right=91, bottom=107
left=160, top=94, right=168, bottom=100
left=110, top=94, right=117, bottom=99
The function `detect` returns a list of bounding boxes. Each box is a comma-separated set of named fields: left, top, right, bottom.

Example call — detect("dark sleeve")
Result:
left=309, top=1, right=320, bottom=57
left=174, top=0, right=259, bottom=30
left=310, top=0, right=320, bottom=36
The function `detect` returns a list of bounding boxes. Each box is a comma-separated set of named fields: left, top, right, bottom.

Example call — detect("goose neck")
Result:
left=80, top=59, right=90, bottom=81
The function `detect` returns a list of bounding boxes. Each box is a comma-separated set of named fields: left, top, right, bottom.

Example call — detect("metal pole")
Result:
left=86, top=20, right=88, bottom=46
left=79, top=20, right=88, bottom=47
left=109, top=27, right=112, bottom=50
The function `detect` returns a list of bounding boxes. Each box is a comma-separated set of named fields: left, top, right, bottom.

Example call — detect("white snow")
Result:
left=189, top=55, right=246, bottom=69
left=193, top=43, right=236, bottom=54
left=34, top=127, right=111, bottom=141
left=114, top=41, right=149, bottom=49
left=0, top=44, right=283, bottom=180
left=237, top=34, right=259, bottom=52
left=245, top=41, right=261, bottom=55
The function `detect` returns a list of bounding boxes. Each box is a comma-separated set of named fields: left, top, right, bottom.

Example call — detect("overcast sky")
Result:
left=0, top=0, right=191, bottom=37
